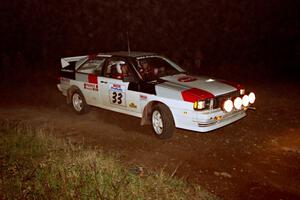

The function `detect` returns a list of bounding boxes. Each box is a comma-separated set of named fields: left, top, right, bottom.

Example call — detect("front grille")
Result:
left=212, top=91, right=239, bottom=109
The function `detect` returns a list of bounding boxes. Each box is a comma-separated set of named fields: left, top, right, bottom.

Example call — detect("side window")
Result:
left=77, top=58, right=105, bottom=74
left=103, top=58, right=132, bottom=80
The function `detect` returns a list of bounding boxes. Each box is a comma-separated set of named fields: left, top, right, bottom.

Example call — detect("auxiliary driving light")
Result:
left=248, top=92, right=256, bottom=104
left=242, top=95, right=250, bottom=107
left=234, top=97, right=242, bottom=110
left=223, top=99, right=233, bottom=112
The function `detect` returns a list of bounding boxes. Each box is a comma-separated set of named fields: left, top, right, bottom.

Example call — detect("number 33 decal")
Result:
left=112, top=92, right=123, bottom=104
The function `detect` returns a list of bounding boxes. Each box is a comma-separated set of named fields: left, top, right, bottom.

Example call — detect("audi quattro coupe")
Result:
left=57, top=52, right=256, bottom=139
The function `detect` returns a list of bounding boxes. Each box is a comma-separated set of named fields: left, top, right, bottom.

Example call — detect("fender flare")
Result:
left=140, top=101, right=175, bottom=126
left=66, top=85, right=81, bottom=104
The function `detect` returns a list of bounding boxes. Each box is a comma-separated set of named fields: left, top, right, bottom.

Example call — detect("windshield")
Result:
left=136, top=56, right=184, bottom=81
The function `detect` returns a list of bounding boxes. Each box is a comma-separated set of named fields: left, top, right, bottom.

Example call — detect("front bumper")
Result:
left=173, top=108, right=246, bottom=133
left=194, top=110, right=246, bottom=132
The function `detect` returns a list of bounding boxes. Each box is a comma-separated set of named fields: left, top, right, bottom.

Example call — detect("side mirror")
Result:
left=123, top=75, right=136, bottom=82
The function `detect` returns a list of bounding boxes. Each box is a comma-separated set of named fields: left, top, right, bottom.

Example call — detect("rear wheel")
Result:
left=151, top=104, right=175, bottom=139
left=71, top=90, right=88, bottom=114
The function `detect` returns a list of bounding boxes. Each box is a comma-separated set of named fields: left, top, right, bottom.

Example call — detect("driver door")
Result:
left=99, top=57, right=142, bottom=115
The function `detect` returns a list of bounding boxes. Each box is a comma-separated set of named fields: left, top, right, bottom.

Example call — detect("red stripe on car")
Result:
left=88, top=74, right=98, bottom=84
left=219, top=79, right=244, bottom=90
left=178, top=76, right=197, bottom=82
left=181, top=88, right=214, bottom=103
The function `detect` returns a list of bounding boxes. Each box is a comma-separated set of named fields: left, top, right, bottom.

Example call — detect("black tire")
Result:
left=151, top=104, right=175, bottom=139
left=71, top=89, right=89, bottom=114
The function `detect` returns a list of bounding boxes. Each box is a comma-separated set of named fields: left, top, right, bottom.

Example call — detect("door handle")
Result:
left=100, top=81, right=107, bottom=84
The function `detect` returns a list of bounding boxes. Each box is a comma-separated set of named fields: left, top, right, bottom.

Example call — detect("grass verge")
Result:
left=0, top=120, right=217, bottom=200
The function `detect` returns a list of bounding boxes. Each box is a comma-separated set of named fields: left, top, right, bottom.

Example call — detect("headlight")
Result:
left=242, top=95, right=250, bottom=107
left=240, top=89, right=245, bottom=95
left=233, top=97, right=242, bottom=110
left=193, top=100, right=206, bottom=110
left=223, top=99, right=233, bottom=112
left=248, top=92, right=256, bottom=104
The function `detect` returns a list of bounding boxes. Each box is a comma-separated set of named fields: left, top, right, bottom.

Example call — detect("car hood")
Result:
left=155, top=74, right=238, bottom=101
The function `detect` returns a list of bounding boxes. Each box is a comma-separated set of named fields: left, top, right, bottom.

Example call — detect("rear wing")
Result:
left=61, top=55, right=87, bottom=69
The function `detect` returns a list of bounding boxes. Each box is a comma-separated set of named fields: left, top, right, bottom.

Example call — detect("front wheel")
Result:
left=151, top=104, right=175, bottom=139
left=71, top=90, right=89, bottom=114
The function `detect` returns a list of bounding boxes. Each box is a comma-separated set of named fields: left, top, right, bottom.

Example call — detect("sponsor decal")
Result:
left=136, top=55, right=157, bottom=60
left=110, top=84, right=125, bottom=92
left=181, top=88, right=214, bottom=103
left=84, top=83, right=98, bottom=91
left=129, top=102, right=137, bottom=109
left=61, top=69, right=74, bottom=72
left=178, top=76, right=197, bottom=82
left=140, top=95, right=148, bottom=100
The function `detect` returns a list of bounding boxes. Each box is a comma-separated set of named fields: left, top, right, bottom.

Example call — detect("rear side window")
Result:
left=77, top=58, right=105, bottom=74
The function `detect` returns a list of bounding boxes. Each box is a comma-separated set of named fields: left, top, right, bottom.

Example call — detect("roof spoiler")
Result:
left=60, top=55, right=87, bottom=68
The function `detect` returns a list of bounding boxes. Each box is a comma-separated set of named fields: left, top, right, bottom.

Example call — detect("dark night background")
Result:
left=1, top=1, right=300, bottom=199
left=0, top=0, right=299, bottom=82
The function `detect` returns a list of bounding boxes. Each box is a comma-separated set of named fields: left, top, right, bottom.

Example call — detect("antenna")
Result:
left=125, top=5, right=131, bottom=56
left=127, top=31, right=131, bottom=56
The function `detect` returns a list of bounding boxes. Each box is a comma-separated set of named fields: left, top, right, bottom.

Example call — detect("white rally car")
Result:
left=57, top=52, right=255, bottom=139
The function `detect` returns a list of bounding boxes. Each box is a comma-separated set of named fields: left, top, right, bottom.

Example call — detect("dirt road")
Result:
left=0, top=81, right=299, bottom=199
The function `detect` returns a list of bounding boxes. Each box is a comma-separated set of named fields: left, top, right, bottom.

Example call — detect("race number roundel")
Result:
left=111, top=91, right=123, bottom=104
left=109, top=84, right=126, bottom=106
